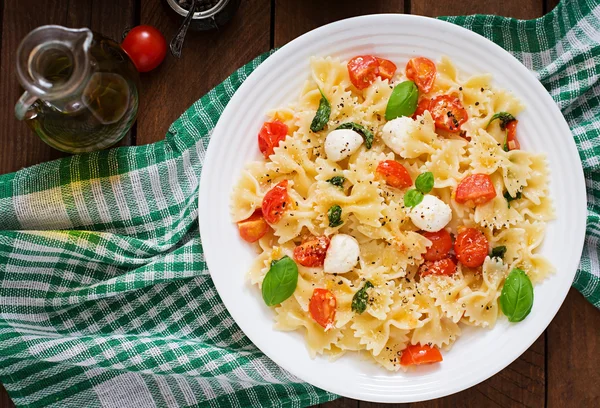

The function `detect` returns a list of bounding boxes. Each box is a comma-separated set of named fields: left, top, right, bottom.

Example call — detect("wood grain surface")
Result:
left=0, top=0, right=598, bottom=407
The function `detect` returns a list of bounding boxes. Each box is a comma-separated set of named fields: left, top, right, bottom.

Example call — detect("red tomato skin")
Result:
left=421, top=229, right=453, bottom=261
left=454, top=228, right=489, bottom=268
left=261, top=180, right=291, bottom=224
left=406, top=57, right=437, bottom=93
left=237, top=211, right=269, bottom=243
left=347, top=56, right=380, bottom=90
left=309, top=288, right=337, bottom=329
left=419, top=258, right=457, bottom=277
left=376, top=160, right=413, bottom=189
left=258, top=120, right=288, bottom=158
left=121, top=25, right=167, bottom=72
left=375, top=58, right=397, bottom=80
left=455, top=174, right=496, bottom=206
left=293, top=236, right=331, bottom=267
left=429, top=95, right=468, bottom=133
left=506, top=120, right=520, bottom=150
left=413, top=98, right=431, bottom=119
left=400, top=344, right=443, bottom=366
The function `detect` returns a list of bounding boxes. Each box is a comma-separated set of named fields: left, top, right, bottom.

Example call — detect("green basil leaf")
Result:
left=385, top=81, right=419, bottom=120
left=351, top=281, right=374, bottom=314
left=262, top=256, right=299, bottom=307
left=327, top=176, right=346, bottom=188
left=403, top=189, right=424, bottom=208
left=415, top=172, right=434, bottom=194
left=500, top=268, right=534, bottom=322
left=337, top=122, right=374, bottom=149
left=310, top=87, right=331, bottom=132
left=503, top=191, right=522, bottom=208
left=491, top=246, right=507, bottom=259
left=328, top=204, right=343, bottom=227
left=486, top=112, right=516, bottom=130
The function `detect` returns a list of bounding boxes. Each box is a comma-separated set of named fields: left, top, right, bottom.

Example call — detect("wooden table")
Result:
left=0, top=0, right=599, bottom=407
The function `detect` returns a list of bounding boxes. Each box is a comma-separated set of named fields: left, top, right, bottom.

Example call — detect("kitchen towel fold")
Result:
left=0, top=0, right=598, bottom=406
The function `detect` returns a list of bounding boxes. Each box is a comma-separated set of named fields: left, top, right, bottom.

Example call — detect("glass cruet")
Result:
left=15, top=25, right=140, bottom=153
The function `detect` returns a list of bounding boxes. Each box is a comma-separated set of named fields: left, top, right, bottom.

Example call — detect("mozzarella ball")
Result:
left=324, top=129, right=363, bottom=161
left=323, top=234, right=360, bottom=274
left=409, top=194, right=452, bottom=232
left=381, top=116, right=418, bottom=157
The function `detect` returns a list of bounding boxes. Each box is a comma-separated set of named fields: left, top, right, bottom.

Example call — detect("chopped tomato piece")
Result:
left=261, top=180, right=291, bottom=224
left=400, top=344, right=443, bottom=366
left=506, top=120, right=520, bottom=150
left=258, top=120, right=288, bottom=158
left=421, top=229, right=453, bottom=261
left=348, top=55, right=380, bottom=90
left=376, top=160, right=413, bottom=189
left=375, top=57, right=397, bottom=81
left=309, top=288, right=336, bottom=329
left=413, top=98, right=431, bottom=119
left=455, top=228, right=489, bottom=268
left=429, top=95, right=468, bottom=133
left=406, top=57, right=437, bottom=93
left=237, top=211, right=269, bottom=243
left=419, top=258, right=457, bottom=277
left=293, top=236, right=330, bottom=267
left=455, top=174, right=496, bottom=206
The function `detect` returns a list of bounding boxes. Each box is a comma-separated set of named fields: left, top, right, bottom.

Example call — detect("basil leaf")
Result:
left=310, top=88, right=331, bottom=132
left=491, top=246, right=507, bottom=259
left=328, top=204, right=343, bottom=227
left=403, top=189, right=424, bottom=208
left=486, top=112, right=516, bottom=130
left=385, top=81, right=419, bottom=120
left=503, top=191, right=522, bottom=208
left=415, top=172, right=434, bottom=194
left=500, top=268, right=534, bottom=322
left=337, top=122, right=374, bottom=149
left=327, top=176, right=346, bottom=188
left=262, top=256, right=299, bottom=307
left=351, top=281, right=374, bottom=314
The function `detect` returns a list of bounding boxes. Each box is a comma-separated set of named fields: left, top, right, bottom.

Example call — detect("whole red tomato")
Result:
left=122, top=25, right=167, bottom=72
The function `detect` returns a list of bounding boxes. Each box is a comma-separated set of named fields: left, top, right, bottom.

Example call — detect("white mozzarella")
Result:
left=323, top=234, right=360, bottom=274
left=324, top=129, right=364, bottom=162
left=409, top=194, right=452, bottom=232
left=381, top=116, right=418, bottom=157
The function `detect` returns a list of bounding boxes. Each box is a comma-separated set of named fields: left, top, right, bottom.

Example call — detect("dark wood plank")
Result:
left=0, top=384, right=15, bottom=408
left=547, top=289, right=600, bottom=407
left=545, top=0, right=561, bottom=13
left=321, top=398, right=359, bottom=408
left=410, top=0, right=542, bottom=19
left=136, top=0, right=271, bottom=145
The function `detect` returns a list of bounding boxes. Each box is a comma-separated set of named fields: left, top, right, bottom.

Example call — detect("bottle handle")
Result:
left=15, top=91, right=38, bottom=121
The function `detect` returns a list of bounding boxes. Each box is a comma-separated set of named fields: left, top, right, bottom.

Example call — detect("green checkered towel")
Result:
left=0, top=0, right=598, bottom=406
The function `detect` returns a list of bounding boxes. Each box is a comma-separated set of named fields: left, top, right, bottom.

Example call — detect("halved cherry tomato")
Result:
left=421, top=229, right=453, bottom=261
left=258, top=120, right=288, bottom=158
left=294, top=236, right=330, bottom=267
left=406, top=57, right=437, bottom=93
left=419, top=258, right=457, bottom=277
left=348, top=56, right=380, bottom=90
left=400, top=344, right=443, bottom=366
left=237, top=210, right=269, bottom=243
left=429, top=95, right=468, bottom=133
left=506, top=120, right=520, bottom=150
left=376, top=57, right=397, bottom=81
left=261, top=180, right=291, bottom=224
left=455, top=174, right=496, bottom=206
left=413, top=98, right=431, bottom=119
left=309, top=288, right=336, bottom=329
left=455, top=228, right=489, bottom=268
left=376, top=160, right=413, bottom=189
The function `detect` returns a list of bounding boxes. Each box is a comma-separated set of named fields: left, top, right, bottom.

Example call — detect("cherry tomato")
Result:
left=309, top=288, right=336, bottom=329
left=421, top=229, right=453, bottom=261
left=400, top=344, right=443, bottom=366
left=347, top=55, right=380, bottom=90
left=121, top=25, right=167, bottom=73
left=237, top=210, right=269, bottom=243
left=375, top=58, right=397, bottom=81
left=376, top=160, right=413, bottom=189
left=419, top=258, right=457, bottom=277
left=455, top=174, right=496, bottom=206
left=455, top=228, right=489, bottom=268
left=506, top=120, right=520, bottom=150
left=413, top=98, right=431, bottom=119
left=406, top=57, right=437, bottom=93
left=262, top=180, right=291, bottom=224
left=293, top=236, right=330, bottom=267
left=258, top=120, right=288, bottom=158
left=429, top=95, right=468, bottom=133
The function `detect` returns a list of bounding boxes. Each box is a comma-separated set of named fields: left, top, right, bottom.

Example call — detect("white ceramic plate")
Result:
left=199, top=14, right=586, bottom=403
